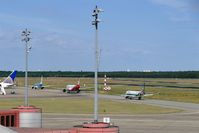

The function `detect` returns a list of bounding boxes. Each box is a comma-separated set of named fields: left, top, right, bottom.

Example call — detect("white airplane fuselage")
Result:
left=0, top=70, right=17, bottom=95
left=124, top=90, right=144, bottom=100
left=0, top=83, right=12, bottom=88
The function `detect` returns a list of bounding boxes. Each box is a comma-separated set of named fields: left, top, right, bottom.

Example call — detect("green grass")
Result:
left=0, top=97, right=181, bottom=114
left=15, top=77, right=199, bottom=103
left=148, top=87, right=199, bottom=103
left=99, top=78, right=199, bottom=103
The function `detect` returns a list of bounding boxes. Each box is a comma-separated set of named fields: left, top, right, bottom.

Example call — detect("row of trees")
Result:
left=1, top=71, right=199, bottom=78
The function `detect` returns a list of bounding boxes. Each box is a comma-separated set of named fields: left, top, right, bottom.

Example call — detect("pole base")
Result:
left=73, top=122, right=119, bottom=133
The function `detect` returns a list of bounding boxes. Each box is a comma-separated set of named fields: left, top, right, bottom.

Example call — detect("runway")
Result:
left=1, top=88, right=199, bottom=133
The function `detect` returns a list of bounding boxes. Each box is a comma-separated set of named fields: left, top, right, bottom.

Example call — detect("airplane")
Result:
left=122, top=82, right=154, bottom=100
left=124, top=89, right=145, bottom=100
left=123, top=83, right=146, bottom=100
left=0, top=70, right=17, bottom=95
left=63, top=80, right=80, bottom=93
left=32, top=76, right=45, bottom=89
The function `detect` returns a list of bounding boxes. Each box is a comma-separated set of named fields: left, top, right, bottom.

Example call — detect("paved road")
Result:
left=95, top=94, right=199, bottom=111
left=41, top=92, right=199, bottom=133
left=2, top=88, right=199, bottom=133
left=83, top=94, right=199, bottom=133
left=43, top=112, right=199, bottom=133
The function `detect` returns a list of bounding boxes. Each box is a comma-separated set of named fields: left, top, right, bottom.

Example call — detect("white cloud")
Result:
left=0, top=30, right=20, bottom=48
left=31, top=30, right=92, bottom=55
left=0, top=12, right=51, bottom=28
left=150, top=0, right=190, bottom=12
left=150, top=0, right=198, bottom=22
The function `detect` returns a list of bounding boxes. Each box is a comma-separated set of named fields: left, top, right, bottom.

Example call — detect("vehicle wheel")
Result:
left=11, top=91, right=15, bottom=94
left=138, top=97, right=141, bottom=100
left=63, top=89, right=66, bottom=93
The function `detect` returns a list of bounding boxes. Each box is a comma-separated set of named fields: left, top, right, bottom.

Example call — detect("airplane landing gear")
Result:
left=11, top=90, right=15, bottom=94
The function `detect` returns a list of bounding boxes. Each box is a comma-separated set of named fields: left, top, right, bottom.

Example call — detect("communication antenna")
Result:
left=92, top=5, right=103, bottom=123
left=21, top=28, right=31, bottom=106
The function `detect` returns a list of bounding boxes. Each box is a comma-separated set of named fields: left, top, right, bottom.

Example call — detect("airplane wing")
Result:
left=42, top=85, right=54, bottom=88
left=144, top=93, right=154, bottom=97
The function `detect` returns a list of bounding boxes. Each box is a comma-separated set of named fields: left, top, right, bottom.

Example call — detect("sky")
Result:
left=0, top=0, right=199, bottom=71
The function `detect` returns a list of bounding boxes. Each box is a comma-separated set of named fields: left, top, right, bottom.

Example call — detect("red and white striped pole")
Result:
left=103, top=75, right=111, bottom=91
left=104, top=74, right=107, bottom=88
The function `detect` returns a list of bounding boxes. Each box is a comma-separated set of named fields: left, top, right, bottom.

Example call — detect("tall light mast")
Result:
left=21, top=28, right=31, bottom=106
left=92, top=5, right=103, bottom=123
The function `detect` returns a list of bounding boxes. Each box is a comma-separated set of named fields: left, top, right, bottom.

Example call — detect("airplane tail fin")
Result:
left=77, top=78, right=80, bottom=85
left=40, top=76, right=43, bottom=84
left=3, top=70, right=17, bottom=84
left=141, top=82, right=145, bottom=95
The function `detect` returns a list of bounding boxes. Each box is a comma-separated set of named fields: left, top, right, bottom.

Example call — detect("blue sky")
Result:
left=0, top=0, right=199, bottom=71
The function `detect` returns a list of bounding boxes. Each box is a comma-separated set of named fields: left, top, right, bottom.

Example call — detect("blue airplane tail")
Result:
left=3, top=70, right=17, bottom=84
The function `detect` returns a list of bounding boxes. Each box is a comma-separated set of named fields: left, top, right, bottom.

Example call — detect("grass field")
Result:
left=14, top=77, right=199, bottom=103
left=0, top=97, right=181, bottom=114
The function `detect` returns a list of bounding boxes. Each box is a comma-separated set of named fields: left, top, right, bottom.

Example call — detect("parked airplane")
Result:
left=63, top=80, right=80, bottom=93
left=32, top=76, right=45, bottom=89
left=0, top=70, right=17, bottom=95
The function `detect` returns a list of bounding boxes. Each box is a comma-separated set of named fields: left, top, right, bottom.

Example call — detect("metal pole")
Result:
left=94, top=25, right=99, bottom=123
left=92, top=5, right=103, bottom=123
left=22, top=28, right=31, bottom=107
left=25, top=40, right=28, bottom=106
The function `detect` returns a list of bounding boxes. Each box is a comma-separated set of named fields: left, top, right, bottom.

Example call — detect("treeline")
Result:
left=1, top=71, right=199, bottom=78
